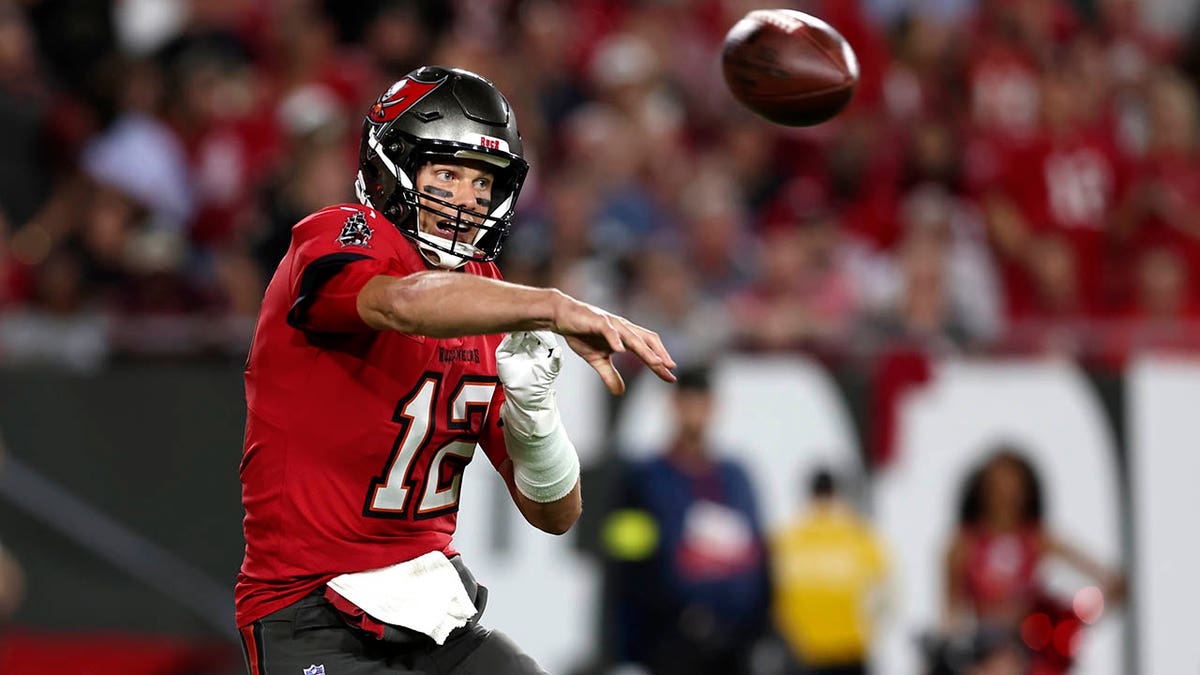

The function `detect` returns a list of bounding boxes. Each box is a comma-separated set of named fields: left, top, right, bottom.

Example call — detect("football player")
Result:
left=236, top=66, right=676, bottom=675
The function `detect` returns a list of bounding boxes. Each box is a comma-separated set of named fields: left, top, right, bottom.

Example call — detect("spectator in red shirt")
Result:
left=985, top=64, right=1129, bottom=318
left=1112, top=70, right=1200, bottom=304
left=1131, top=246, right=1199, bottom=323
left=1005, top=233, right=1097, bottom=357
left=1094, top=0, right=1179, bottom=90
left=1102, top=246, right=1200, bottom=366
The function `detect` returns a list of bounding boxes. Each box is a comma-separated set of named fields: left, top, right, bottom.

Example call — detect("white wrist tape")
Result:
left=495, top=330, right=579, bottom=503
left=502, top=403, right=580, bottom=503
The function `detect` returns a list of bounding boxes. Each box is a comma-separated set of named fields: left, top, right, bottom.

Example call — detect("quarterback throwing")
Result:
left=236, top=66, right=675, bottom=675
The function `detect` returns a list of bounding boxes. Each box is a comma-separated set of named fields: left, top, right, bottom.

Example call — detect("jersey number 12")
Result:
left=364, top=374, right=497, bottom=519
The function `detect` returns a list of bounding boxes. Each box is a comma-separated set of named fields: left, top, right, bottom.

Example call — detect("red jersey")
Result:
left=1122, top=152, right=1200, bottom=304
left=235, top=204, right=510, bottom=626
left=964, top=526, right=1042, bottom=620
left=965, top=41, right=1041, bottom=143
left=998, top=131, right=1129, bottom=315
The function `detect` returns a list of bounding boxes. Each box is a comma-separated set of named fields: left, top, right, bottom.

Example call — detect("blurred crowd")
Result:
left=2, top=0, right=1200, bottom=370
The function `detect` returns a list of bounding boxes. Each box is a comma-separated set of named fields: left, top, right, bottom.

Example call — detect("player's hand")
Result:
left=496, top=330, right=564, bottom=438
left=496, top=330, right=562, bottom=411
left=550, top=295, right=676, bottom=395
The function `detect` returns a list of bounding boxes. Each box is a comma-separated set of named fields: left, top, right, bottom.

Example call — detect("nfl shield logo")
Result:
left=303, top=666, right=325, bottom=675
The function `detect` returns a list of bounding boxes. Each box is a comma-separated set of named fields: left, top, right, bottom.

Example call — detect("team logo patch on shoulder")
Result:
left=336, top=212, right=373, bottom=248
left=303, top=666, right=326, bottom=675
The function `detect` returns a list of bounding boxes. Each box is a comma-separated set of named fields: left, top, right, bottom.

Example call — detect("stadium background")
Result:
left=1, top=0, right=1199, bottom=673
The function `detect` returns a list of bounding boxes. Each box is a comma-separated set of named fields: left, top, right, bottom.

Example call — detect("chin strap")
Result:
left=415, top=231, right=482, bottom=270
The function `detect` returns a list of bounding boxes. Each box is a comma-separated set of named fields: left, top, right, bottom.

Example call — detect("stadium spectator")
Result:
left=1005, top=233, right=1093, bottom=357
left=718, top=118, right=785, bottom=212
left=882, top=14, right=960, bottom=125
left=820, top=112, right=903, bottom=252
left=0, top=2, right=54, bottom=229
left=248, top=129, right=354, bottom=294
left=0, top=0, right=1194, bottom=366
left=557, top=101, right=674, bottom=262
left=624, top=248, right=733, bottom=368
left=771, top=468, right=890, bottom=675
left=1094, top=0, right=1177, bottom=92
left=943, top=448, right=1125, bottom=674
left=1112, top=69, right=1200, bottom=305
left=0, top=245, right=109, bottom=371
left=1103, top=245, right=1200, bottom=366
left=862, top=184, right=1004, bottom=350
left=608, top=366, right=771, bottom=675
left=678, top=160, right=757, bottom=300
left=984, top=62, right=1129, bottom=319
left=504, top=168, right=622, bottom=309
left=1131, top=246, right=1198, bottom=325
left=730, top=209, right=860, bottom=353
left=856, top=221, right=973, bottom=353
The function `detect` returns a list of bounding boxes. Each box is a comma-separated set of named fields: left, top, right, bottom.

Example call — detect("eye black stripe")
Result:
left=422, top=185, right=454, bottom=199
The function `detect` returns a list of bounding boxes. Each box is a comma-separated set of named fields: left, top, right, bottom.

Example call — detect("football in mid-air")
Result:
left=721, top=9, right=859, bottom=127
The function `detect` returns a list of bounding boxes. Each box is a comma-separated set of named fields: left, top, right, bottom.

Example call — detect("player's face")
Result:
left=414, top=161, right=495, bottom=244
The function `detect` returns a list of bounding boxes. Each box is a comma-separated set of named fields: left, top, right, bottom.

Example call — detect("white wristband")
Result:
left=502, top=402, right=580, bottom=504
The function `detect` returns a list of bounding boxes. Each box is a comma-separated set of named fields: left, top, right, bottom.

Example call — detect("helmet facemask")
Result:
left=356, top=67, right=529, bottom=269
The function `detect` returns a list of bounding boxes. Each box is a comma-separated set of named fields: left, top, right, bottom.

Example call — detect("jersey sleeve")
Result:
left=285, top=206, right=394, bottom=334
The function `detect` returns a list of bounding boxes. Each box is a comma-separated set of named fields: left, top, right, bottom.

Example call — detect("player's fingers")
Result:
left=598, top=316, right=626, bottom=354
left=632, top=324, right=677, bottom=372
left=589, top=355, right=626, bottom=395
left=650, top=362, right=677, bottom=383
left=614, top=321, right=676, bottom=383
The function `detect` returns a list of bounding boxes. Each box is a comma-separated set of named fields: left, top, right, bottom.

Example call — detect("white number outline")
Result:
left=364, top=374, right=497, bottom=519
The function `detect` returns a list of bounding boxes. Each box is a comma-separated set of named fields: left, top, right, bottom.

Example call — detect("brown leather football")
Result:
left=721, top=9, right=859, bottom=127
